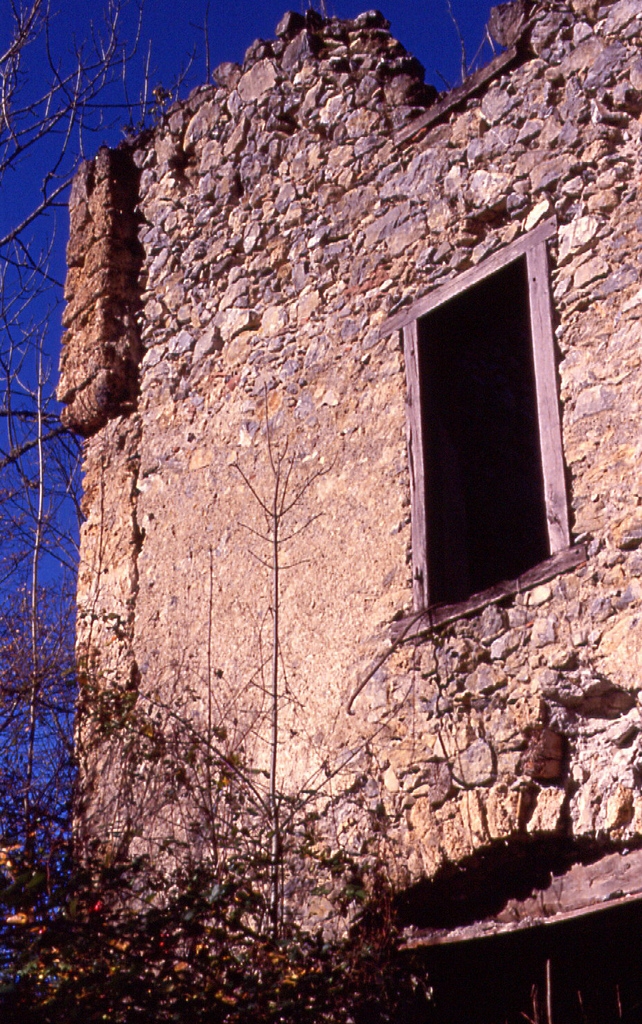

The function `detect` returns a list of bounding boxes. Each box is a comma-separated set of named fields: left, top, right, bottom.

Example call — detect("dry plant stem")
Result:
left=142, top=692, right=270, bottom=815
left=446, top=0, right=468, bottom=83
left=206, top=545, right=215, bottom=821
left=203, top=0, right=211, bottom=81
left=270, top=455, right=280, bottom=936
left=546, top=958, right=553, bottom=1024
left=235, top=404, right=329, bottom=937
left=577, top=990, right=587, bottom=1023
left=0, top=425, right=66, bottom=473
left=521, top=984, right=540, bottom=1024
left=140, top=39, right=152, bottom=121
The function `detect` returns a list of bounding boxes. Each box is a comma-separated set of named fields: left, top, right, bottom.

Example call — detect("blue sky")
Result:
left=50, top=1, right=499, bottom=124
left=134, top=0, right=498, bottom=96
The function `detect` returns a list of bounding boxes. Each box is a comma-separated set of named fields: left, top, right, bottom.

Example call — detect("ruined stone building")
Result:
left=59, top=0, right=642, bottom=973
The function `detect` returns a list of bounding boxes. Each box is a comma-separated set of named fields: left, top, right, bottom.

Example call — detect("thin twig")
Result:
left=445, top=0, right=468, bottom=83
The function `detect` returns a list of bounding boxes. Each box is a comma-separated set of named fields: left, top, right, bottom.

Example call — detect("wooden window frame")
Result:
left=384, top=218, right=572, bottom=616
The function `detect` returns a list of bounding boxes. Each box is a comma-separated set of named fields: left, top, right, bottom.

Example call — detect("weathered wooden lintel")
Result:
left=390, top=544, right=586, bottom=642
left=402, top=848, right=642, bottom=948
left=380, top=217, right=558, bottom=339
left=394, top=44, right=521, bottom=149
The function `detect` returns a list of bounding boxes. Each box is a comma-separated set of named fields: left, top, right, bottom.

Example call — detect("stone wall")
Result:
left=59, top=147, right=143, bottom=435
left=61, top=0, right=642, bottom=931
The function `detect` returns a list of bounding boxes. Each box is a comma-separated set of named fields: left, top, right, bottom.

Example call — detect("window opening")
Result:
left=419, top=256, right=548, bottom=605
left=386, top=219, right=570, bottom=612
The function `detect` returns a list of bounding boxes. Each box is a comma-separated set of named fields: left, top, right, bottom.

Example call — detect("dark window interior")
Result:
left=418, top=256, right=549, bottom=606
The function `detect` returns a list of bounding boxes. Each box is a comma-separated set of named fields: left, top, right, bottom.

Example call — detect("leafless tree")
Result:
left=0, top=0, right=143, bottom=869
left=234, top=416, right=327, bottom=934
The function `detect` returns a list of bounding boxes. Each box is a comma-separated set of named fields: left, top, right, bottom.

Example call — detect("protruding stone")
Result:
left=184, top=102, right=219, bottom=150
left=213, top=61, right=242, bottom=89
left=573, top=255, right=609, bottom=289
left=193, top=328, right=222, bottom=362
left=260, top=305, right=289, bottom=336
left=237, top=60, right=277, bottom=103
left=527, top=585, right=552, bottom=607
left=275, top=10, right=305, bottom=39
left=487, top=784, right=521, bottom=838
left=479, top=605, right=506, bottom=641
left=490, top=631, right=519, bottom=661
left=605, top=784, right=634, bottom=830
left=584, top=42, right=627, bottom=90
left=573, top=383, right=615, bottom=418
left=282, top=30, right=319, bottom=74
left=531, top=615, right=558, bottom=648
left=419, top=646, right=437, bottom=677
left=603, top=0, right=642, bottom=37
left=617, top=521, right=642, bottom=551
left=353, top=10, right=390, bottom=29
left=469, top=169, right=512, bottom=209
left=168, top=330, right=194, bottom=356
left=630, top=57, right=642, bottom=91
left=558, top=214, right=601, bottom=261
left=456, top=740, right=494, bottom=787
left=215, top=308, right=258, bottom=342
left=524, top=199, right=552, bottom=231
left=570, top=0, right=599, bottom=20
left=530, top=155, right=567, bottom=192
left=527, top=788, right=566, bottom=833
left=467, top=664, right=507, bottom=696
left=488, top=0, right=527, bottom=46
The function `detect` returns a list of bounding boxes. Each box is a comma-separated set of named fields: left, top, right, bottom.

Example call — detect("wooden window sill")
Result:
left=390, top=544, right=587, bottom=642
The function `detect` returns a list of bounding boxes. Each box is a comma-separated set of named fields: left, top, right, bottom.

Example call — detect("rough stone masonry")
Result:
left=60, top=0, right=642, bottom=934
